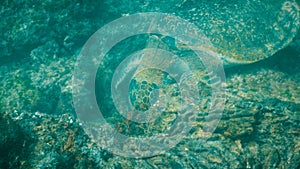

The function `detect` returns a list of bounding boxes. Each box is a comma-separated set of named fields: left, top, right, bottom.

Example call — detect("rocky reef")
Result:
left=0, top=0, right=299, bottom=168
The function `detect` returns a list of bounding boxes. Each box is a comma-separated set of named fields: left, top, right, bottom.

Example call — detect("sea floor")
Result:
left=0, top=1, right=299, bottom=168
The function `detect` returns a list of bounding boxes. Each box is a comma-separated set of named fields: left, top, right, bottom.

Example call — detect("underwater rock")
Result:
left=1, top=110, right=104, bottom=168
left=1, top=20, right=300, bottom=166
left=1, top=58, right=299, bottom=167
left=0, top=0, right=104, bottom=65
left=0, top=112, right=32, bottom=168
left=227, top=69, right=300, bottom=104
left=0, top=40, right=75, bottom=116
left=0, top=0, right=299, bottom=168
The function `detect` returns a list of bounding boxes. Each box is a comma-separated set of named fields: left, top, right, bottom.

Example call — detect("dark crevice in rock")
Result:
left=0, top=113, right=34, bottom=169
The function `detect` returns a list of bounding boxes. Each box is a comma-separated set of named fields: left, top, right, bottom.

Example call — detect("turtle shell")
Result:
left=175, top=0, right=300, bottom=65
left=107, top=0, right=300, bottom=66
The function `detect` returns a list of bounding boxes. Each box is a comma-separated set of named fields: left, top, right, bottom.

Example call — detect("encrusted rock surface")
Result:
left=1, top=43, right=299, bottom=168
left=0, top=0, right=299, bottom=168
left=0, top=0, right=105, bottom=64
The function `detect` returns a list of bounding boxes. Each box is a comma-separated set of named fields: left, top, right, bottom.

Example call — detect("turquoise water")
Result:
left=0, top=0, right=299, bottom=168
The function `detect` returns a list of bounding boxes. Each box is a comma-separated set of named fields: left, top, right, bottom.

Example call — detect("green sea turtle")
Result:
left=90, top=0, right=300, bottom=153
left=122, top=0, right=300, bottom=111
left=108, top=0, right=300, bottom=137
